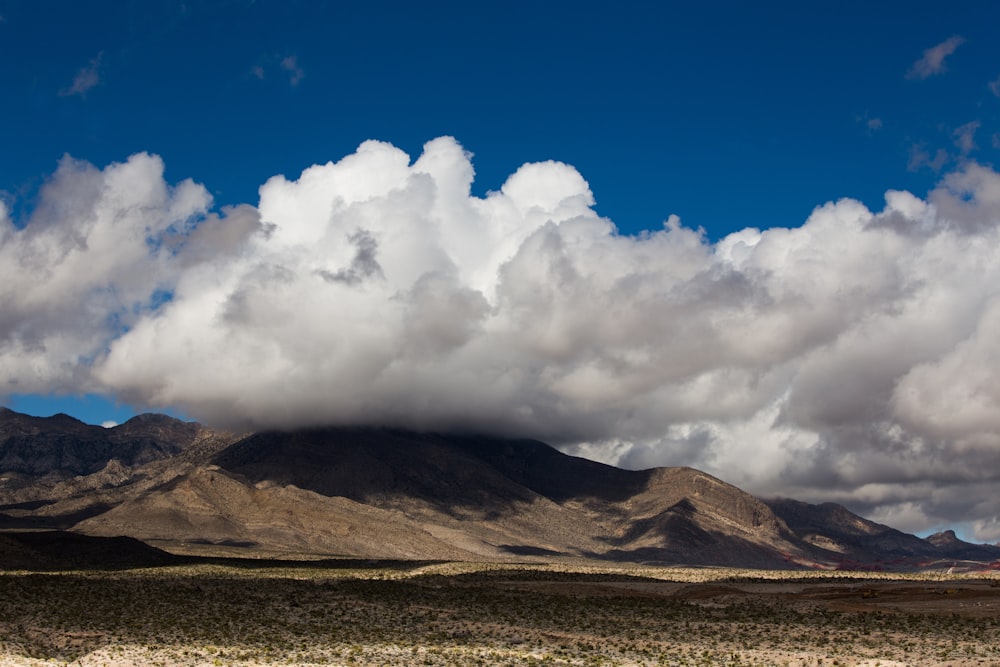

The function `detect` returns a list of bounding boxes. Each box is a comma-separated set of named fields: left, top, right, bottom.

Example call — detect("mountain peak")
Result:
left=927, top=529, right=959, bottom=546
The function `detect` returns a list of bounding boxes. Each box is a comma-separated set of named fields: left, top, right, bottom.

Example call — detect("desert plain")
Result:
left=2, top=559, right=1000, bottom=667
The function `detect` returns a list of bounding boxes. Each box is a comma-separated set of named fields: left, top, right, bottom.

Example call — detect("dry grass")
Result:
left=1, top=562, right=999, bottom=666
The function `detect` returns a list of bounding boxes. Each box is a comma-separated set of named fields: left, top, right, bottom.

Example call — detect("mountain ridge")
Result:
left=2, top=409, right=998, bottom=570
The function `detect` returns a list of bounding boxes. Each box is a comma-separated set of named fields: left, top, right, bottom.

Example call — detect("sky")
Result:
left=2, top=0, right=1000, bottom=542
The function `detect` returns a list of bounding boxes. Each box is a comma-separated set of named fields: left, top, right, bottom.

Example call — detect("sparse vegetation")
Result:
left=1, top=562, right=998, bottom=666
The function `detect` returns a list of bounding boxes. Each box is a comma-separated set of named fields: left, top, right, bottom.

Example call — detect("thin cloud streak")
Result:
left=3, top=138, right=1000, bottom=542
left=906, top=36, right=965, bottom=80
left=59, top=52, right=103, bottom=97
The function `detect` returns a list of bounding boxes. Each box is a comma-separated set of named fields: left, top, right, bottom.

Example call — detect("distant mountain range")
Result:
left=2, top=407, right=998, bottom=570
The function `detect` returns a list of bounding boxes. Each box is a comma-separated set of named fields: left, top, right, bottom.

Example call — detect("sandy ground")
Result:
left=1, top=564, right=999, bottom=666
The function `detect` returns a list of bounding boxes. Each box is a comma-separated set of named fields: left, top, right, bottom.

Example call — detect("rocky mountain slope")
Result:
left=2, top=409, right=998, bottom=569
left=766, top=497, right=1000, bottom=566
left=0, top=409, right=238, bottom=529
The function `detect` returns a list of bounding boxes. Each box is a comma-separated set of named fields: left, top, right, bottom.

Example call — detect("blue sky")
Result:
left=3, top=0, right=996, bottom=241
left=3, top=1, right=1000, bottom=539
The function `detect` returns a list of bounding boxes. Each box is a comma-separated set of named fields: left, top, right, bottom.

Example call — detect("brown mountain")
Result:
left=0, top=408, right=205, bottom=477
left=2, top=409, right=998, bottom=570
left=77, top=427, right=814, bottom=566
left=0, top=409, right=237, bottom=530
left=765, top=498, right=1000, bottom=566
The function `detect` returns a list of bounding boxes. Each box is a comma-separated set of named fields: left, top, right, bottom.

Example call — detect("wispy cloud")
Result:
left=856, top=113, right=883, bottom=134
left=906, top=36, right=965, bottom=80
left=251, top=55, right=304, bottom=87
left=280, top=55, right=304, bottom=86
left=953, top=120, right=980, bottom=155
left=59, top=52, right=103, bottom=97
left=989, top=75, right=1000, bottom=98
left=907, top=143, right=949, bottom=172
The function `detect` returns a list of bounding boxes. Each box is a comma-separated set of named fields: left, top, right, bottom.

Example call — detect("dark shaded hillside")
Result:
left=213, top=429, right=544, bottom=514
left=0, top=531, right=178, bottom=570
left=446, top=435, right=650, bottom=502
left=0, top=408, right=205, bottom=477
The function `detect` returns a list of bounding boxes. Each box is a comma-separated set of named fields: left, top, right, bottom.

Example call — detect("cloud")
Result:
left=953, top=120, right=980, bottom=155
left=250, top=55, right=304, bottom=87
left=990, top=75, right=1000, bottom=98
left=856, top=113, right=882, bottom=134
left=280, top=55, right=304, bottom=86
left=4, top=137, right=1000, bottom=540
left=906, top=36, right=964, bottom=80
left=907, top=144, right=949, bottom=172
left=59, top=53, right=103, bottom=97
left=0, top=152, right=259, bottom=395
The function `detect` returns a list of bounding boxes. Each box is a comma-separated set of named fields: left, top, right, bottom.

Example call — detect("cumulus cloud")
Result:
left=3, top=137, right=1000, bottom=539
left=59, top=52, right=103, bottom=97
left=906, top=36, right=964, bottom=80
left=0, top=152, right=261, bottom=395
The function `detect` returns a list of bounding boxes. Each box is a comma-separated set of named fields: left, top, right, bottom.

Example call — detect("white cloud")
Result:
left=5, top=137, right=1000, bottom=539
left=906, top=36, right=964, bottom=80
left=59, top=53, right=103, bottom=97
left=0, top=152, right=257, bottom=396
left=101, top=420, right=118, bottom=428
left=989, top=75, right=1000, bottom=98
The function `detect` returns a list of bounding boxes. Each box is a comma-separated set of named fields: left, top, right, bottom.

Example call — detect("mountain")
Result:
left=0, top=408, right=226, bottom=478
left=0, top=409, right=238, bottom=530
left=2, top=409, right=998, bottom=570
left=765, top=498, right=1000, bottom=567
left=72, top=428, right=813, bottom=565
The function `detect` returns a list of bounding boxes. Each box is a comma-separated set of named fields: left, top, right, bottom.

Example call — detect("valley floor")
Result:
left=1, top=562, right=999, bottom=667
